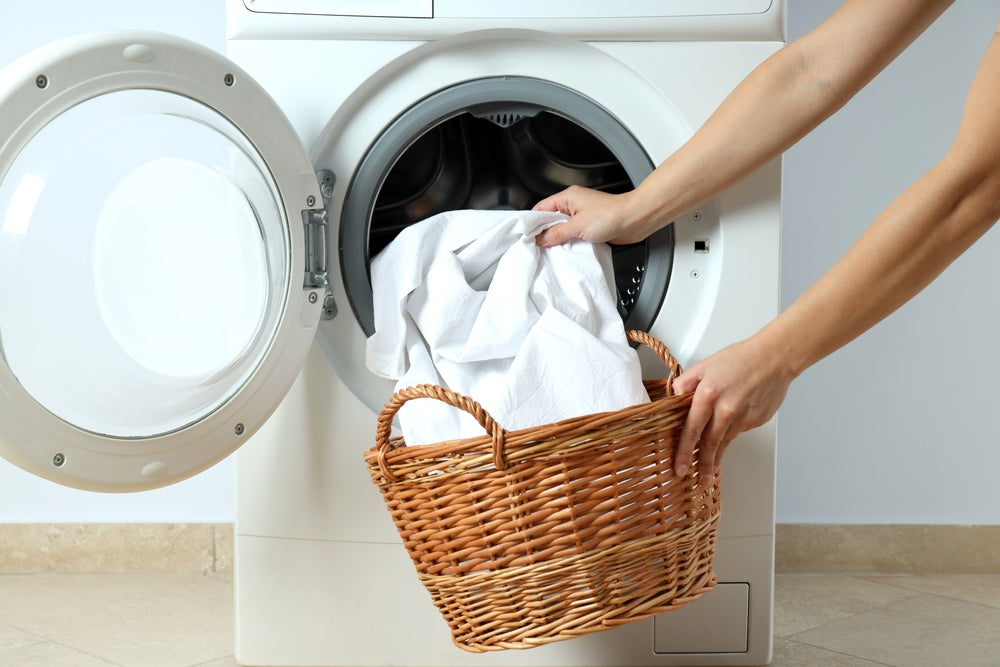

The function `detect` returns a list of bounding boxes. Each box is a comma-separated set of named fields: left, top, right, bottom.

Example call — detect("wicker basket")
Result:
left=363, top=330, right=720, bottom=652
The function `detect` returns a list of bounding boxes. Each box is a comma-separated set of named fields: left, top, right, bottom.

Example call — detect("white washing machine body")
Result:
left=0, top=1, right=782, bottom=665
left=227, top=2, right=782, bottom=666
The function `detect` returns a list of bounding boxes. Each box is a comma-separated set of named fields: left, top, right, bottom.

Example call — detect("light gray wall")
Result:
left=778, top=0, right=1000, bottom=523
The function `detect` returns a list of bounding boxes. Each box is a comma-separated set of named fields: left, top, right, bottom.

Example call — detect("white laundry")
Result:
left=366, top=209, right=650, bottom=445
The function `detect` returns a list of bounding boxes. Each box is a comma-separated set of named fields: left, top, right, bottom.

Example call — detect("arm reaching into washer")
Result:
left=534, top=0, right=1000, bottom=484
left=535, top=0, right=953, bottom=246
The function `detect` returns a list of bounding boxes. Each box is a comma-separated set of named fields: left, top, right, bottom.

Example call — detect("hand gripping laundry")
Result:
left=366, top=209, right=649, bottom=445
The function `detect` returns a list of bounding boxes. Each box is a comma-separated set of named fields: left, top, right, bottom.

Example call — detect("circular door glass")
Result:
left=0, top=89, right=288, bottom=438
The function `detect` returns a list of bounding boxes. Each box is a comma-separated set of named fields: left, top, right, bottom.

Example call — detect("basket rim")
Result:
left=363, top=388, right=693, bottom=480
left=368, top=330, right=687, bottom=482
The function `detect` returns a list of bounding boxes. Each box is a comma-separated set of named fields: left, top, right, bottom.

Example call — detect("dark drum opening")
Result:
left=339, top=77, right=672, bottom=337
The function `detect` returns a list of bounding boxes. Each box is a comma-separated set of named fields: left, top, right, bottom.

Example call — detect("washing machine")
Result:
left=0, top=1, right=782, bottom=665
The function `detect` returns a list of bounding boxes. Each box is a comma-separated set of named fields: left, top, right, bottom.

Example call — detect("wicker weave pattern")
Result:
left=364, top=331, right=721, bottom=652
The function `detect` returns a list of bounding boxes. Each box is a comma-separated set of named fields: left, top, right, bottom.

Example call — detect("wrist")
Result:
left=754, top=317, right=810, bottom=383
left=623, top=182, right=676, bottom=240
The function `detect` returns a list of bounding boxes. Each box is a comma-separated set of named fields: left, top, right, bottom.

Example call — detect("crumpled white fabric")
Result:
left=366, top=209, right=649, bottom=445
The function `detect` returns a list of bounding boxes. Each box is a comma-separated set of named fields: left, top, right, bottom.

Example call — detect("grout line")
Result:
left=779, top=636, right=897, bottom=667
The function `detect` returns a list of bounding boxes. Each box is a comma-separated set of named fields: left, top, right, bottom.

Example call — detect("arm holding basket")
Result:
left=534, top=0, right=1000, bottom=483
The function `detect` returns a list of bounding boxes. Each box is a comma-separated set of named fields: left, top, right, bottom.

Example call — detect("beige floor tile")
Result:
left=769, top=637, right=887, bottom=666
left=773, top=574, right=917, bottom=637
left=788, top=593, right=1000, bottom=667
left=0, top=573, right=233, bottom=667
left=0, top=623, right=44, bottom=652
left=4, top=572, right=1000, bottom=666
left=0, top=639, right=118, bottom=666
left=862, top=574, right=1000, bottom=609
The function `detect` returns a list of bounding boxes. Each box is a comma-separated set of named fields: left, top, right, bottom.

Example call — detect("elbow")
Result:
left=934, top=150, right=1000, bottom=246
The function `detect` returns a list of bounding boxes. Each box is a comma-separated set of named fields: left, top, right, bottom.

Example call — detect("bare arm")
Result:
left=534, top=0, right=954, bottom=245
left=672, top=23, right=1000, bottom=482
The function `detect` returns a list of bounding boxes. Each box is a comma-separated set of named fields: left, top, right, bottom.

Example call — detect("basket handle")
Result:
left=374, top=384, right=507, bottom=482
left=626, top=330, right=684, bottom=397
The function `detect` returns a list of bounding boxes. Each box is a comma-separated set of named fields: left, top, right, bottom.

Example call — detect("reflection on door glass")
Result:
left=2, top=173, right=45, bottom=235
left=0, top=90, right=288, bottom=438
left=92, top=158, right=267, bottom=380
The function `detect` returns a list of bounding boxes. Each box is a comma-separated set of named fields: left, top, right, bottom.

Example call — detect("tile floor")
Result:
left=1, top=573, right=998, bottom=666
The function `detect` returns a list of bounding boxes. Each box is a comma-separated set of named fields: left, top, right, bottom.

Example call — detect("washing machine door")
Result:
left=0, top=32, right=325, bottom=491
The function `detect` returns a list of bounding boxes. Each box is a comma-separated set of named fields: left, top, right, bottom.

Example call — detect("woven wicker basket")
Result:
left=363, top=330, right=720, bottom=652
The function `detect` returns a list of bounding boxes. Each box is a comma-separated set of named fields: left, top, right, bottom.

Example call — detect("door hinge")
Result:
left=302, top=207, right=328, bottom=291
left=304, top=170, right=337, bottom=319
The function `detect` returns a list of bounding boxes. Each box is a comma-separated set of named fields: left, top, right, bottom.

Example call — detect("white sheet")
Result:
left=366, top=209, right=649, bottom=445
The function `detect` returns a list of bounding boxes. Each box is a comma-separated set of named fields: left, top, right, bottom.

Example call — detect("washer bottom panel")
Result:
left=234, top=534, right=773, bottom=667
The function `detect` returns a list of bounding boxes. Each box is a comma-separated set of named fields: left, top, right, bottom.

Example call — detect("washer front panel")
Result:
left=0, top=32, right=323, bottom=491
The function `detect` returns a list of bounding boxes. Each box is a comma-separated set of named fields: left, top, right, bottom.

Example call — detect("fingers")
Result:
left=535, top=221, right=580, bottom=247
left=670, top=336, right=793, bottom=486
left=531, top=193, right=562, bottom=213
left=673, top=368, right=732, bottom=486
left=533, top=188, right=580, bottom=247
left=673, top=394, right=707, bottom=479
left=533, top=185, right=639, bottom=246
left=676, top=397, right=730, bottom=486
left=671, top=366, right=703, bottom=478
left=696, top=428, right=734, bottom=487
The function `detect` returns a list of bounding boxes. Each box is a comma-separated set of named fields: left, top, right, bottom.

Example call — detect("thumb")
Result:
left=672, top=368, right=701, bottom=395
left=535, top=220, right=580, bottom=247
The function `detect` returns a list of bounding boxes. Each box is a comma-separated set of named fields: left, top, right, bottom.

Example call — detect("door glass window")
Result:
left=0, top=89, right=288, bottom=438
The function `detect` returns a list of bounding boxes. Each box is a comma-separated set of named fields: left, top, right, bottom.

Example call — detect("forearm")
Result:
left=624, top=0, right=953, bottom=237
left=670, top=117, right=1000, bottom=482
left=762, top=27, right=1000, bottom=377
left=764, top=163, right=999, bottom=379
left=626, top=44, right=841, bottom=231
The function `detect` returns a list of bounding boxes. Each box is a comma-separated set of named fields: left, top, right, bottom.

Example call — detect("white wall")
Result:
left=777, top=0, right=1000, bottom=524
left=0, top=0, right=233, bottom=522
left=2, top=0, right=997, bottom=525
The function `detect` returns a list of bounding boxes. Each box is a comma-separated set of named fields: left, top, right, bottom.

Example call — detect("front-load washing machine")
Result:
left=0, top=1, right=783, bottom=665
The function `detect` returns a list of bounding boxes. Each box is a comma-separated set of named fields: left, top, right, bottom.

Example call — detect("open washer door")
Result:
left=0, top=32, right=325, bottom=492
